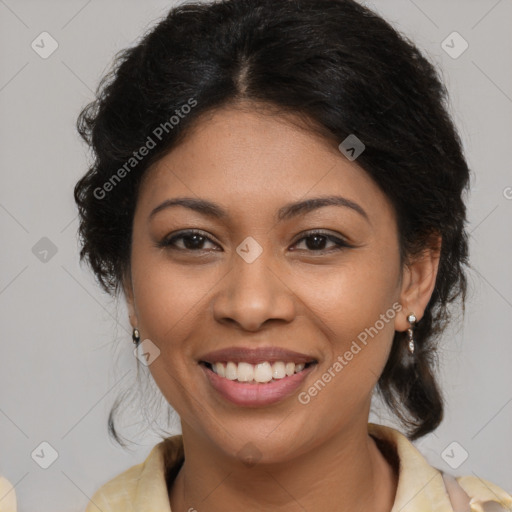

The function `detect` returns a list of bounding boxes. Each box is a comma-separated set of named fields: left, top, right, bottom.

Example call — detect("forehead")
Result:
left=136, top=106, right=394, bottom=226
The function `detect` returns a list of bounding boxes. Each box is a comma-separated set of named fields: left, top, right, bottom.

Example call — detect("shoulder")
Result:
left=85, top=435, right=183, bottom=512
left=367, top=423, right=512, bottom=512
left=0, top=475, right=17, bottom=512
left=84, top=453, right=148, bottom=512
left=455, top=474, right=512, bottom=512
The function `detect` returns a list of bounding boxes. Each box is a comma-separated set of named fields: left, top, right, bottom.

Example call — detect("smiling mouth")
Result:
left=199, top=360, right=317, bottom=384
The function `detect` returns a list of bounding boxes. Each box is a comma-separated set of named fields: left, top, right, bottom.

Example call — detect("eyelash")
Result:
left=156, top=229, right=352, bottom=253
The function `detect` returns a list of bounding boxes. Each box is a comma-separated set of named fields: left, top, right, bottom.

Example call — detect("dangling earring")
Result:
left=132, top=327, right=141, bottom=346
left=406, top=314, right=416, bottom=354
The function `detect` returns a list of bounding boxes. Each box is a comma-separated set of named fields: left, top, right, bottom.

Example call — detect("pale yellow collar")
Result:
left=369, top=422, right=454, bottom=511
left=367, top=422, right=512, bottom=512
left=83, top=422, right=512, bottom=512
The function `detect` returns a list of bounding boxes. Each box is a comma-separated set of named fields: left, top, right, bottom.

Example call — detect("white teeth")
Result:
left=208, top=360, right=310, bottom=382
left=285, top=362, right=295, bottom=376
left=237, top=362, right=254, bottom=382
left=225, top=361, right=238, bottom=380
left=213, top=362, right=225, bottom=378
left=254, top=362, right=273, bottom=383
left=272, top=361, right=286, bottom=379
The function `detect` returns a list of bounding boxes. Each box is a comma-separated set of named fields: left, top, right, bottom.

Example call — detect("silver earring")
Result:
left=132, top=327, right=141, bottom=345
left=406, top=314, right=416, bottom=354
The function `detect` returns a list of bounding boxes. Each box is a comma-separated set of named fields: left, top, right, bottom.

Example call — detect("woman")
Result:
left=69, top=0, right=511, bottom=510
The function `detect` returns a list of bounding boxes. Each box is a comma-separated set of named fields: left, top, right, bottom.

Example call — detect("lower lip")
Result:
left=200, top=363, right=315, bottom=407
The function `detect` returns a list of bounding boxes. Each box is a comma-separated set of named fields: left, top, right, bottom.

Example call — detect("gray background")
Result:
left=0, top=0, right=511, bottom=510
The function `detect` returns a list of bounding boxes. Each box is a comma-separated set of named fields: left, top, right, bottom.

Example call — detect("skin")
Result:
left=123, top=102, right=441, bottom=512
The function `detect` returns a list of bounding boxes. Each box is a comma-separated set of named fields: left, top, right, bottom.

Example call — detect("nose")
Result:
left=212, top=248, right=296, bottom=332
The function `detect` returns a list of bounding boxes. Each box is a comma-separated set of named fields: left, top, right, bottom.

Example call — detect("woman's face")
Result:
left=125, top=104, right=435, bottom=463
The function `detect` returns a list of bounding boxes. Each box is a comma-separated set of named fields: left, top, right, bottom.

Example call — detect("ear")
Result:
left=395, top=233, right=442, bottom=332
left=122, top=271, right=138, bottom=329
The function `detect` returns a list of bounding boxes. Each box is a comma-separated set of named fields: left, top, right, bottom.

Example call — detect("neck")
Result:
left=169, top=420, right=398, bottom=512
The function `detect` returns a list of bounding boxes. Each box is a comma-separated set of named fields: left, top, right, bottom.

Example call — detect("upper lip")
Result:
left=198, top=346, right=317, bottom=365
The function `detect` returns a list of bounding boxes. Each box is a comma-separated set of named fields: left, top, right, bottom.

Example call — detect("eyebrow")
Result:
left=149, top=195, right=370, bottom=223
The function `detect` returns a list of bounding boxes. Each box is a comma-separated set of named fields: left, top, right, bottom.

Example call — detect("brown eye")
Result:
left=156, top=229, right=352, bottom=254
left=157, top=230, right=219, bottom=251
left=292, top=231, right=352, bottom=252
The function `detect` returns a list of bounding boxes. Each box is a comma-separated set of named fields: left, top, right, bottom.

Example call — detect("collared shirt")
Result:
left=2, top=423, right=510, bottom=511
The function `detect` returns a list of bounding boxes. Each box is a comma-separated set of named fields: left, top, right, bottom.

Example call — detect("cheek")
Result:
left=291, top=250, right=401, bottom=391
left=296, top=250, right=401, bottom=338
left=131, top=251, right=215, bottom=345
left=129, top=255, right=216, bottom=421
